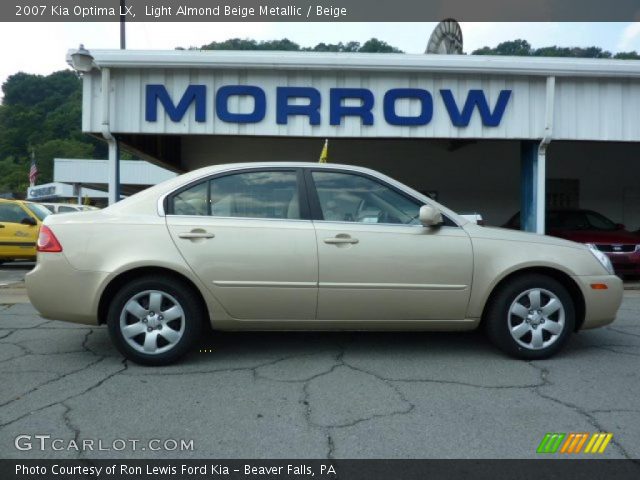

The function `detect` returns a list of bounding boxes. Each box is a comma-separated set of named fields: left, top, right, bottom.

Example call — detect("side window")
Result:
left=172, top=181, right=208, bottom=216
left=0, top=204, right=28, bottom=224
left=170, top=171, right=301, bottom=220
left=211, top=171, right=299, bottom=219
left=311, top=171, right=420, bottom=224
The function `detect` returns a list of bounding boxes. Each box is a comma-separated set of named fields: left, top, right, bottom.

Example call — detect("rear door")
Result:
left=165, top=168, right=318, bottom=321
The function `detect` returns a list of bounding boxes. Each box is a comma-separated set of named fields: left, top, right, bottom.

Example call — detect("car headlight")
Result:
left=586, top=243, right=615, bottom=275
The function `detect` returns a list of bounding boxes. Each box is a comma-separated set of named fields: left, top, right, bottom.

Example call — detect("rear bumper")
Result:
left=573, top=274, right=624, bottom=329
left=26, top=253, right=108, bottom=325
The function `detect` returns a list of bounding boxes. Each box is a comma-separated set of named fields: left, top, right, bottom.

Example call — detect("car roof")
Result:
left=184, top=162, right=393, bottom=177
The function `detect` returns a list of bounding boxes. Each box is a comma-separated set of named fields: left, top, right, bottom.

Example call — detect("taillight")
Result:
left=36, top=225, right=63, bottom=253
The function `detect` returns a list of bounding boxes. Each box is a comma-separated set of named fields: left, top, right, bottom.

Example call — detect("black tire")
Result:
left=485, top=274, right=575, bottom=360
left=107, top=276, right=204, bottom=366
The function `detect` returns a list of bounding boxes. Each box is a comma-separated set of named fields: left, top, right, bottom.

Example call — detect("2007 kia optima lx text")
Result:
left=26, top=163, right=623, bottom=365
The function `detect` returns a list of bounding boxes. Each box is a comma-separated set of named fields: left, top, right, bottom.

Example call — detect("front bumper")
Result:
left=574, top=274, right=624, bottom=329
left=26, top=253, right=109, bottom=325
left=607, top=251, right=640, bottom=276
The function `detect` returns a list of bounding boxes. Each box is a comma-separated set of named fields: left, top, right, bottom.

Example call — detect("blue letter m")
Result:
left=440, top=89, right=511, bottom=127
left=145, top=84, right=206, bottom=122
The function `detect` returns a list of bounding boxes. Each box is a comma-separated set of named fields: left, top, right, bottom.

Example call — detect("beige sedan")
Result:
left=26, top=163, right=623, bottom=365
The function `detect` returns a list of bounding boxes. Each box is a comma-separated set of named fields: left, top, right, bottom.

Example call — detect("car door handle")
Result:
left=178, top=231, right=215, bottom=239
left=324, top=235, right=359, bottom=245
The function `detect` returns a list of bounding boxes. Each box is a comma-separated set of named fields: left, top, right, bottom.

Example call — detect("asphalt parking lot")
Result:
left=0, top=263, right=639, bottom=459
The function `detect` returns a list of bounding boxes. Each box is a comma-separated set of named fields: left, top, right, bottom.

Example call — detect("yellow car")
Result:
left=0, top=199, right=50, bottom=263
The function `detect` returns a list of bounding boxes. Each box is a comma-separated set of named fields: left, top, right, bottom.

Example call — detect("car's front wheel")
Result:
left=485, top=274, right=575, bottom=359
left=107, top=276, right=204, bottom=365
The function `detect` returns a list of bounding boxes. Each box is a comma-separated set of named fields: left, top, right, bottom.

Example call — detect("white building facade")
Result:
left=74, top=49, right=640, bottom=231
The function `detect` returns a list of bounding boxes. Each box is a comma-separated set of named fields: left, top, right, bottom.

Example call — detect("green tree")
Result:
left=614, top=51, right=640, bottom=59
left=0, top=156, right=29, bottom=194
left=358, top=38, right=403, bottom=53
left=194, top=37, right=403, bottom=53
left=198, top=38, right=302, bottom=51
left=0, top=70, right=102, bottom=194
left=473, top=39, right=533, bottom=56
left=33, top=139, right=94, bottom=185
left=472, top=39, right=636, bottom=59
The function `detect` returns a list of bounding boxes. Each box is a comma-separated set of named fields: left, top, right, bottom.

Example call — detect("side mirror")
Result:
left=20, top=217, right=37, bottom=226
left=419, top=205, right=443, bottom=227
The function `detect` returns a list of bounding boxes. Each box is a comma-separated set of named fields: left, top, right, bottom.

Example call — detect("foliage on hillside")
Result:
left=472, top=39, right=639, bottom=59
left=0, top=70, right=105, bottom=194
left=189, top=37, right=404, bottom=53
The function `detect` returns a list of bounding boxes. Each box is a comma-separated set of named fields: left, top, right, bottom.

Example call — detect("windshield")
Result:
left=548, top=211, right=618, bottom=231
left=25, top=202, right=51, bottom=221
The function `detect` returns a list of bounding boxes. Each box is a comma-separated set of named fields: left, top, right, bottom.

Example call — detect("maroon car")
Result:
left=503, top=209, right=640, bottom=277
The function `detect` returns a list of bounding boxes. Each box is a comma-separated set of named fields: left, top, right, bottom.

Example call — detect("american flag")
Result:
left=28, top=151, right=38, bottom=186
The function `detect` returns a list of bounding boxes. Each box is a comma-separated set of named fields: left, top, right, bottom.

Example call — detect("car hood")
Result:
left=464, top=224, right=587, bottom=250
left=550, top=229, right=640, bottom=245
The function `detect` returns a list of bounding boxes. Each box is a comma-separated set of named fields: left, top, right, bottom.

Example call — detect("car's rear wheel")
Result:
left=485, top=274, right=575, bottom=359
left=107, top=276, right=203, bottom=366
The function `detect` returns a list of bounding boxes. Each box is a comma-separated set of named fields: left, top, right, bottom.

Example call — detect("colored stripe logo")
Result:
left=537, top=432, right=612, bottom=454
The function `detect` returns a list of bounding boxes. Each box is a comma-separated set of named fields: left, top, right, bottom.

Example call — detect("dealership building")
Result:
left=70, top=48, right=640, bottom=232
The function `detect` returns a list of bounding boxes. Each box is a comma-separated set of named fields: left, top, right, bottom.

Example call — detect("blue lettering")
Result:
left=145, top=84, right=206, bottom=122
left=216, top=85, right=266, bottom=123
left=329, top=88, right=374, bottom=126
left=276, top=87, right=321, bottom=125
left=383, top=89, right=433, bottom=126
left=144, top=84, right=511, bottom=128
left=440, top=89, right=512, bottom=127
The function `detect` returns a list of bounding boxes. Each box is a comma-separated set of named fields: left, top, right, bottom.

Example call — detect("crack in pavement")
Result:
left=590, top=408, right=640, bottom=414
left=606, top=327, right=640, bottom=339
left=527, top=361, right=637, bottom=462
left=61, top=401, right=82, bottom=459
left=0, top=357, right=128, bottom=430
left=340, top=356, right=543, bottom=390
left=0, top=342, right=30, bottom=364
left=0, top=356, right=105, bottom=409
left=294, top=342, right=416, bottom=440
left=326, top=433, right=335, bottom=460
left=589, top=345, right=640, bottom=358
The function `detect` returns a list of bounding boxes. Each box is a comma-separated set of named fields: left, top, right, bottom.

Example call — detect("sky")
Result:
left=0, top=22, right=639, bottom=93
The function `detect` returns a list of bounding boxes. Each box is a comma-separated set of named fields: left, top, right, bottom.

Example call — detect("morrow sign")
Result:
left=145, top=85, right=512, bottom=127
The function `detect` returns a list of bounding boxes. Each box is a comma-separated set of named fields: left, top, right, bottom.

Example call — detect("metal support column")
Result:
left=521, top=141, right=539, bottom=233
left=107, top=139, right=119, bottom=204
left=522, top=76, right=555, bottom=235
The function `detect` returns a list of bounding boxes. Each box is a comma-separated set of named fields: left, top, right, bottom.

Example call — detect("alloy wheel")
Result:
left=507, top=288, right=565, bottom=350
left=119, top=290, right=186, bottom=355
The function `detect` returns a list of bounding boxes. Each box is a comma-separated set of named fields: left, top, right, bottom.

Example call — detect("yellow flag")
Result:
left=319, top=139, right=328, bottom=163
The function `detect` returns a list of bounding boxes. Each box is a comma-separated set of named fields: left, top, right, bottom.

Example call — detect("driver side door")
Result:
left=307, top=169, right=473, bottom=322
